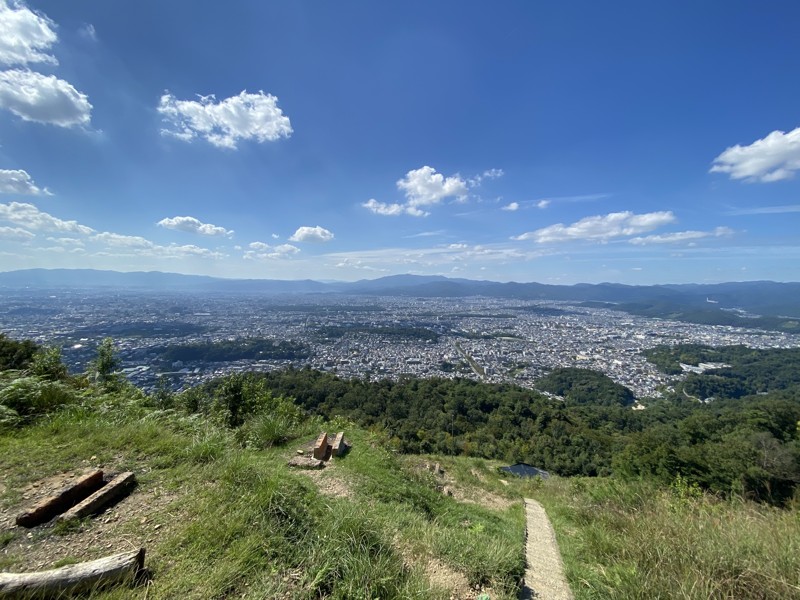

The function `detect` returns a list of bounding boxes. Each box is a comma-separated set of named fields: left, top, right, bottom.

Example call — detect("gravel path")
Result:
left=520, top=498, right=573, bottom=600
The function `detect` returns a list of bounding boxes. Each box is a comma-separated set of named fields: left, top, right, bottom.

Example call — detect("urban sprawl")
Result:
left=3, top=290, right=798, bottom=401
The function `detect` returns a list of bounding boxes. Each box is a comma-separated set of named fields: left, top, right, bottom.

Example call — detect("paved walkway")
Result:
left=520, top=498, right=573, bottom=600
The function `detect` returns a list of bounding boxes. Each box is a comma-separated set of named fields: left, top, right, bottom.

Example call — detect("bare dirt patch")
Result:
left=0, top=469, right=182, bottom=573
left=297, top=461, right=353, bottom=499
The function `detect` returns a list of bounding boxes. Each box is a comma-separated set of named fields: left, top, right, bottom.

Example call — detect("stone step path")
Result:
left=520, top=498, right=573, bottom=600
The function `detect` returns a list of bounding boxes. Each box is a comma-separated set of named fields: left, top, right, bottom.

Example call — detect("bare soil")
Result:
left=1, top=467, right=182, bottom=574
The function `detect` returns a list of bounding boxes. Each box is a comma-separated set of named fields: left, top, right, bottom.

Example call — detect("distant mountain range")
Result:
left=2, top=269, right=799, bottom=329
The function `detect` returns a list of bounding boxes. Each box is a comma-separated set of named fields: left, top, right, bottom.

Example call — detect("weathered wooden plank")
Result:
left=313, top=432, right=329, bottom=460
left=15, top=470, right=104, bottom=528
left=0, top=548, right=145, bottom=598
left=57, top=472, right=136, bottom=523
left=331, top=431, right=350, bottom=457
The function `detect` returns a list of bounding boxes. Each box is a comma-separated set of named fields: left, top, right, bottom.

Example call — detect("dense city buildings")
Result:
left=2, top=290, right=798, bottom=399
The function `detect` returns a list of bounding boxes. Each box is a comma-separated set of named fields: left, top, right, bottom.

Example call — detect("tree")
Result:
left=90, top=337, right=121, bottom=389
left=0, top=333, right=38, bottom=371
left=29, top=346, right=69, bottom=381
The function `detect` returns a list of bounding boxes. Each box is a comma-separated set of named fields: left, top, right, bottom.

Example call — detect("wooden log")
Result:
left=313, top=432, right=329, bottom=460
left=0, top=548, right=145, bottom=598
left=57, top=472, right=136, bottom=523
left=331, top=432, right=350, bottom=457
left=15, top=470, right=104, bottom=528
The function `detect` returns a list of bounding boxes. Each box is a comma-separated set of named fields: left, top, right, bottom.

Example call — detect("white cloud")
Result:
left=288, top=225, right=334, bottom=243
left=243, top=242, right=299, bottom=260
left=629, top=226, right=733, bottom=245
left=0, top=225, right=34, bottom=241
left=324, top=242, right=550, bottom=271
left=0, top=168, right=50, bottom=195
left=157, top=215, right=233, bottom=237
left=0, top=0, right=58, bottom=67
left=513, top=211, right=676, bottom=243
left=469, top=168, right=504, bottom=187
left=333, top=258, right=388, bottom=272
left=397, top=166, right=467, bottom=208
left=726, top=204, right=800, bottom=216
left=362, top=198, right=422, bottom=217
left=711, top=127, right=800, bottom=182
left=91, top=230, right=224, bottom=259
left=501, top=202, right=519, bottom=211
left=0, top=69, right=92, bottom=127
left=403, top=230, right=446, bottom=238
left=158, top=90, right=292, bottom=149
left=0, top=201, right=93, bottom=234
left=46, top=236, right=83, bottom=246
left=536, top=199, right=551, bottom=209
left=91, top=232, right=153, bottom=249
left=79, top=23, right=96, bottom=42
left=363, top=166, right=469, bottom=218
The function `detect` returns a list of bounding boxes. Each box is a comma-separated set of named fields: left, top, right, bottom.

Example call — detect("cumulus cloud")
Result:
left=158, top=90, right=292, bottom=149
left=536, top=199, right=551, bottom=209
left=629, top=227, right=734, bottom=245
left=288, top=225, right=334, bottom=243
left=0, top=69, right=92, bottom=127
left=243, top=242, right=299, bottom=260
left=711, top=127, right=800, bottom=182
left=513, top=211, right=676, bottom=243
left=364, top=166, right=468, bottom=217
left=157, top=215, right=233, bottom=237
left=0, top=201, right=93, bottom=234
left=501, top=202, right=519, bottom=211
left=397, top=166, right=467, bottom=207
left=0, top=168, right=50, bottom=195
left=0, top=225, right=34, bottom=241
left=0, top=0, right=58, bottom=67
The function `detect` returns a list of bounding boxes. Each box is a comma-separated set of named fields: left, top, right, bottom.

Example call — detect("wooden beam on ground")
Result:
left=15, top=470, right=104, bottom=528
left=57, top=472, right=137, bottom=523
left=331, top=432, right=350, bottom=457
left=0, top=548, right=145, bottom=598
left=313, top=432, right=329, bottom=460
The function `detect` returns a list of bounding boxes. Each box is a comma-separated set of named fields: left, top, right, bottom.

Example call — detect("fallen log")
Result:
left=15, top=470, right=104, bottom=528
left=56, top=472, right=136, bottom=524
left=0, top=548, right=145, bottom=598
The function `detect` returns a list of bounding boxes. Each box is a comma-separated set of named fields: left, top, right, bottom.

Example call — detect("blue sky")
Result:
left=0, top=1, right=798, bottom=284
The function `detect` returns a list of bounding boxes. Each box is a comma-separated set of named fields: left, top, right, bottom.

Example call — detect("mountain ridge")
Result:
left=2, top=268, right=799, bottom=320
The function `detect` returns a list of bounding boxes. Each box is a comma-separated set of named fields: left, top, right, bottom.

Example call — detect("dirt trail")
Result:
left=520, top=498, right=573, bottom=600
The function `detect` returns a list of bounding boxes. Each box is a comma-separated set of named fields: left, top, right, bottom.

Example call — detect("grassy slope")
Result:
left=2, top=389, right=799, bottom=599
left=0, top=399, right=525, bottom=599
left=532, top=477, right=800, bottom=600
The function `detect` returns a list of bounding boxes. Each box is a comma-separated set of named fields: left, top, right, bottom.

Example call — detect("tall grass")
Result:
left=0, top=397, right=524, bottom=598
left=532, top=476, right=800, bottom=600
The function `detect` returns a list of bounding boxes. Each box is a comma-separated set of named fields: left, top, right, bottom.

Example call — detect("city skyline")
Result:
left=1, top=1, right=799, bottom=284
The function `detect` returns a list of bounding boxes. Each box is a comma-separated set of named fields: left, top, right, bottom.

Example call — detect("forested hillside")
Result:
left=2, top=333, right=800, bottom=598
left=3, top=334, right=799, bottom=505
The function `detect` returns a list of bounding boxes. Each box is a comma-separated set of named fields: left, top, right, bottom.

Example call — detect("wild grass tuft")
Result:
left=533, top=476, right=800, bottom=600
